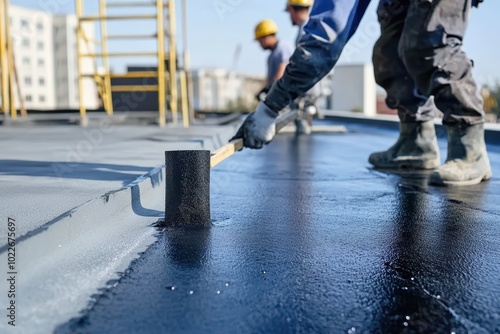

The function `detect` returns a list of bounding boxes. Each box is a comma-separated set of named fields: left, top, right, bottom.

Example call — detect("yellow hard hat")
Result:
left=254, top=20, right=278, bottom=40
left=286, top=0, right=313, bottom=8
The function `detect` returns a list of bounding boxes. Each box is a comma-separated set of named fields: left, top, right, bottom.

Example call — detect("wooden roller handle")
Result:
left=210, top=109, right=299, bottom=167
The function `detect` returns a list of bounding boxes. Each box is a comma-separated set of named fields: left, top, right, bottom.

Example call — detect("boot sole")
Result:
left=430, top=169, right=493, bottom=186
left=370, top=167, right=434, bottom=180
left=369, top=160, right=440, bottom=171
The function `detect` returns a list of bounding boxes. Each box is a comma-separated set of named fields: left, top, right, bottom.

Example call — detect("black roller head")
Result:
left=164, top=150, right=211, bottom=227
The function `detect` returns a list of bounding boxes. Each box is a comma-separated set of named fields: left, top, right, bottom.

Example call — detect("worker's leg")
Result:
left=400, top=0, right=492, bottom=185
left=369, top=0, right=440, bottom=169
left=294, top=118, right=311, bottom=135
left=290, top=98, right=312, bottom=135
left=294, top=87, right=322, bottom=135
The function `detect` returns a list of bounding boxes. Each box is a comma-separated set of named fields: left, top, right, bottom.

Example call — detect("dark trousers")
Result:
left=373, top=0, right=484, bottom=125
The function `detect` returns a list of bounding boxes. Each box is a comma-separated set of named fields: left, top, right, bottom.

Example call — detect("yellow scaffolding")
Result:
left=0, top=0, right=9, bottom=116
left=75, top=0, right=180, bottom=127
left=0, top=0, right=26, bottom=119
left=180, top=0, right=191, bottom=127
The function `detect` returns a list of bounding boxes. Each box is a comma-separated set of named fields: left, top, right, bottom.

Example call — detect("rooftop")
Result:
left=1, top=116, right=499, bottom=333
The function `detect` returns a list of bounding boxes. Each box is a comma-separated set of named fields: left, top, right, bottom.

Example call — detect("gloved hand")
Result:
left=304, top=101, right=317, bottom=116
left=255, top=87, right=270, bottom=102
left=231, top=102, right=278, bottom=149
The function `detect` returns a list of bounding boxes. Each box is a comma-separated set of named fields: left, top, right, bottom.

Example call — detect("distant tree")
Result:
left=486, top=84, right=500, bottom=120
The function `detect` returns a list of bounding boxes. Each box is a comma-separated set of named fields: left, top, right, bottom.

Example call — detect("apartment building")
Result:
left=7, top=5, right=98, bottom=110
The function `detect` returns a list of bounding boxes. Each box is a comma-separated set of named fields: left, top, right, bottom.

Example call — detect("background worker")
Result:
left=285, top=0, right=324, bottom=134
left=286, top=0, right=313, bottom=45
left=254, top=19, right=312, bottom=135
left=232, top=0, right=370, bottom=148
left=368, top=0, right=491, bottom=186
left=254, top=19, right=293, bottom=108
left=233, top=0, right=491, bottom=187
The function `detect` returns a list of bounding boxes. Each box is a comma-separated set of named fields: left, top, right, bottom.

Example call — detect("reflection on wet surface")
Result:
left=56, top=128, right=500, bottom=334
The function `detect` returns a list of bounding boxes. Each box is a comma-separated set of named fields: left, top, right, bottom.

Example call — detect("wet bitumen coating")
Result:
left=57, top=124, right=500, bottom=334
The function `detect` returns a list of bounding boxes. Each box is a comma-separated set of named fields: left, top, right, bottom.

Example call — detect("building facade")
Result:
left=190, top=69, right=264, bottom=113
left=190, top=68, right=339, bottom=114
left=7, top=5, right=98, bottom=110
left=329, top=64, right=377, bottom=116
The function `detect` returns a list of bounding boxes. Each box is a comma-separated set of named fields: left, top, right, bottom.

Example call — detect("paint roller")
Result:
left=163, top=109, right=299, bottom=227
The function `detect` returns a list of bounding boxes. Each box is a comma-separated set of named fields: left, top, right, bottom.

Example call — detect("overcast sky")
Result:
left=10, top=0, right=500, bottom=87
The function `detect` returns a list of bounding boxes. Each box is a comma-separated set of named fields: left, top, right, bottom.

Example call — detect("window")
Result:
left=39, top=95, right=46, bottom=103
left=24, top=77, right=32, bottom=86
left=22, top=38, right=30, bottom=47
left=39, top=78, right=45, bottom=86
left=25, top=95, right=32, bottom=102
left=38, top=59, right=45, bottom=67
left=22, top=57, right=30, bottom=66
left=21, top=19, right=29, bottom=28
left=37, top=41, right=44, bottom=50
left=36, top=22, right=44, bottom=31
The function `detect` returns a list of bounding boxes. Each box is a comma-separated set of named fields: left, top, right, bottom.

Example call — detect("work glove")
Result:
left=255, top=87, right=270, bottom=102
left=304, top=101, right=317, bottom=116
left=231, top=102, right=278, bottom=149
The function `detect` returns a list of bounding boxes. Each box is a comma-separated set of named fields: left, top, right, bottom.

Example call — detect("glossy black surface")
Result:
left=57, top=125, right=500, bottom=334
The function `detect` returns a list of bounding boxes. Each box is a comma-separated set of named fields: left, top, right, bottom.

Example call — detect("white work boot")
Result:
left=295, top=118, right=311, bottom=135
left=430, top=123, right=492, bottom=186
left=369, top=121, right=440, bottom=170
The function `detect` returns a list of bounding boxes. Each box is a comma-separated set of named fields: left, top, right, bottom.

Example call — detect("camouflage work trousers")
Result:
left=373, top=0, right=484, bottom=125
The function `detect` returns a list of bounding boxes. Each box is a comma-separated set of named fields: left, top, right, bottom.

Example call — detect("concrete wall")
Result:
left=330, top=64, right=377, bottom=116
